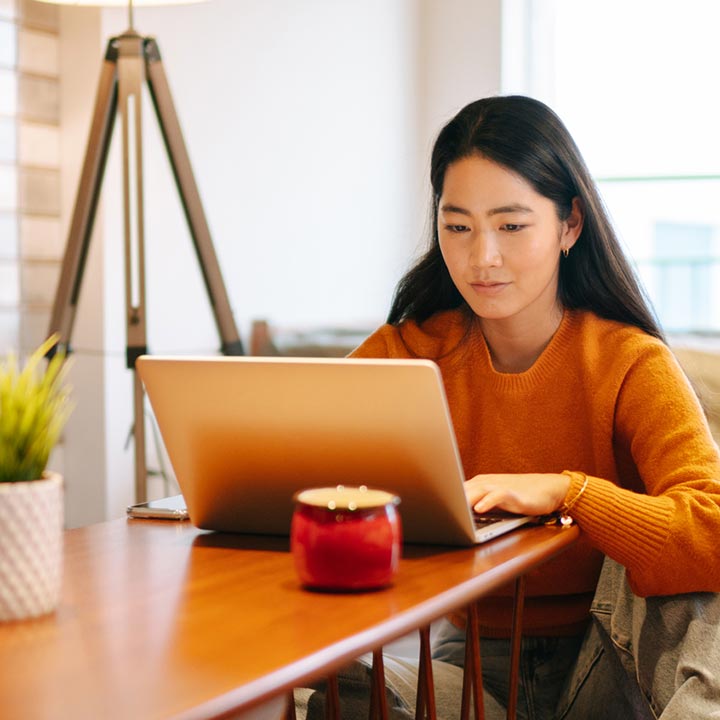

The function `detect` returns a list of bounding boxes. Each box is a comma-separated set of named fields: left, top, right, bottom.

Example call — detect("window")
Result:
left=652, top=221, right=715, bottom=332
left=502, top=0, right=720, bottom=333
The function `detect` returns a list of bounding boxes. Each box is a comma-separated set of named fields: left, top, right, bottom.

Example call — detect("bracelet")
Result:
left=556, top=472, right=588, bottom=526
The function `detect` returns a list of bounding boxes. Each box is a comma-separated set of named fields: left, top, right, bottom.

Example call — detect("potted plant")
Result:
left=0, top=335, right=72, bottom=622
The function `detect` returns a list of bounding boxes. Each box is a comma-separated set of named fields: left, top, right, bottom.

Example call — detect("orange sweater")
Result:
left=351, top=309, right=720, bottom=637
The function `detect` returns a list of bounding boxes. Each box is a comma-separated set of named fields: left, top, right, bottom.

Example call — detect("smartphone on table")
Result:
left=126, top=494, right=189, bottom=521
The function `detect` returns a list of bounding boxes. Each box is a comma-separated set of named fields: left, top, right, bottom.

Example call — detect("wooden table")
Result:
left=0, top=518, right=579, bottom=720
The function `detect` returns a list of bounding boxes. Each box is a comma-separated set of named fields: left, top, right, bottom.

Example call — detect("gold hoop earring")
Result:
left=562, top=247, right=569, bottom=258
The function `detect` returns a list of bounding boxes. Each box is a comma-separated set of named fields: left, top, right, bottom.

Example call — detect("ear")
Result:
left=561, top=197, right=584, bottom=251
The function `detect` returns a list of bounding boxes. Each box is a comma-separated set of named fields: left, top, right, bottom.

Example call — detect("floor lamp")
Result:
left=39, top=0, right=244, bottom=503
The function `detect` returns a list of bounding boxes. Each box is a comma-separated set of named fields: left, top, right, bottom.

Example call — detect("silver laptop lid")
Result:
left=137, top=355, right=480, bottom=545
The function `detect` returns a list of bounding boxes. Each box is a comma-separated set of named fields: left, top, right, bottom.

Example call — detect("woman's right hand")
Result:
left=464, top=472, right=571, bottom=516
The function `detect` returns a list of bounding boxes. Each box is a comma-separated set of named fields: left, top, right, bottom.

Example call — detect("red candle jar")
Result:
left=291, top=485, right=402, bottom=591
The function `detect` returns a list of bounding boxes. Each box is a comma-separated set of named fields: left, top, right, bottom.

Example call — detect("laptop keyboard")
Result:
left=473, top=514, right=506, bottom=528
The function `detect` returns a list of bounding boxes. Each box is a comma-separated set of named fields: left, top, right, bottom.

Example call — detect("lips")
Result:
left=469, top=281, right=510, bottom=296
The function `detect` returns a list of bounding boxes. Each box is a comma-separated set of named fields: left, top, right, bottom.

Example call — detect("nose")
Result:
left=469, top=230, right=502, bottom=269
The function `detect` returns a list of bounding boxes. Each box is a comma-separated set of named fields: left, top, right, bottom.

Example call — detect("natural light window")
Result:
left=502, top=0, right=720, bottom=333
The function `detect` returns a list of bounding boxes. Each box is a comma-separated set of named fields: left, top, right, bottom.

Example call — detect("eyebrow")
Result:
left=440, top=203, right=535, bottom=217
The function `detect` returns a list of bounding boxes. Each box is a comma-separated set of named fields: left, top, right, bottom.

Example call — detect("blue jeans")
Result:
left=302, top=557, right=720, bottom=719
left=431, top=622, right=584, bottom=720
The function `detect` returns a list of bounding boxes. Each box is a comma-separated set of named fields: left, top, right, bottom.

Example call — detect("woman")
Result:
left=305, top=96, right=720, bottom=719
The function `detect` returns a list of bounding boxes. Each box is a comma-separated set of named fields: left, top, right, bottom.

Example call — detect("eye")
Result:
left=501, top=224, right=525, bottom=233
left=444, top=224, right=470, bottom=233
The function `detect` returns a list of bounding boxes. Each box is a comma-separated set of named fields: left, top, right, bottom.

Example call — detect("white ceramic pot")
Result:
left=0, top=471, right=63, bottom=622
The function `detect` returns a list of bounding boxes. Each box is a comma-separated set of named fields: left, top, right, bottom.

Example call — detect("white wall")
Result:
left=58, top=0, right=502, bottom=526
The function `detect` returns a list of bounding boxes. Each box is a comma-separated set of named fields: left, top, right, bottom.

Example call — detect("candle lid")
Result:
left=294, top=485, right=400, bottom=512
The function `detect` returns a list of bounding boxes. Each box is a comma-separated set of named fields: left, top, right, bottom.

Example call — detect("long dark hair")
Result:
left=388, top=95, right=665, bottom=342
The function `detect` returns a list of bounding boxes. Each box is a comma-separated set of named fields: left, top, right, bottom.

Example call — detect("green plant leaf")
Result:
left=0, top=334, right=73, bottom=483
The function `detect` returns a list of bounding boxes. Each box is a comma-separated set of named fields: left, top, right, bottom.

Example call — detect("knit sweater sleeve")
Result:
left=566, top=342, right=720, bottom=596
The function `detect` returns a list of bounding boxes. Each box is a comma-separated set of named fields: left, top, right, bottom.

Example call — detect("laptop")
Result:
left=136, top=355, right=534, bottom=546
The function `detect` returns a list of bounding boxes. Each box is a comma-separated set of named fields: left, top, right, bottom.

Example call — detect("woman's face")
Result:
left=438, top=154, right=582, bottom=327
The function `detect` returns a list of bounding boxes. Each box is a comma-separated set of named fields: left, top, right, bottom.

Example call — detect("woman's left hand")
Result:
left=465, top=473, right=571, bottom=516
